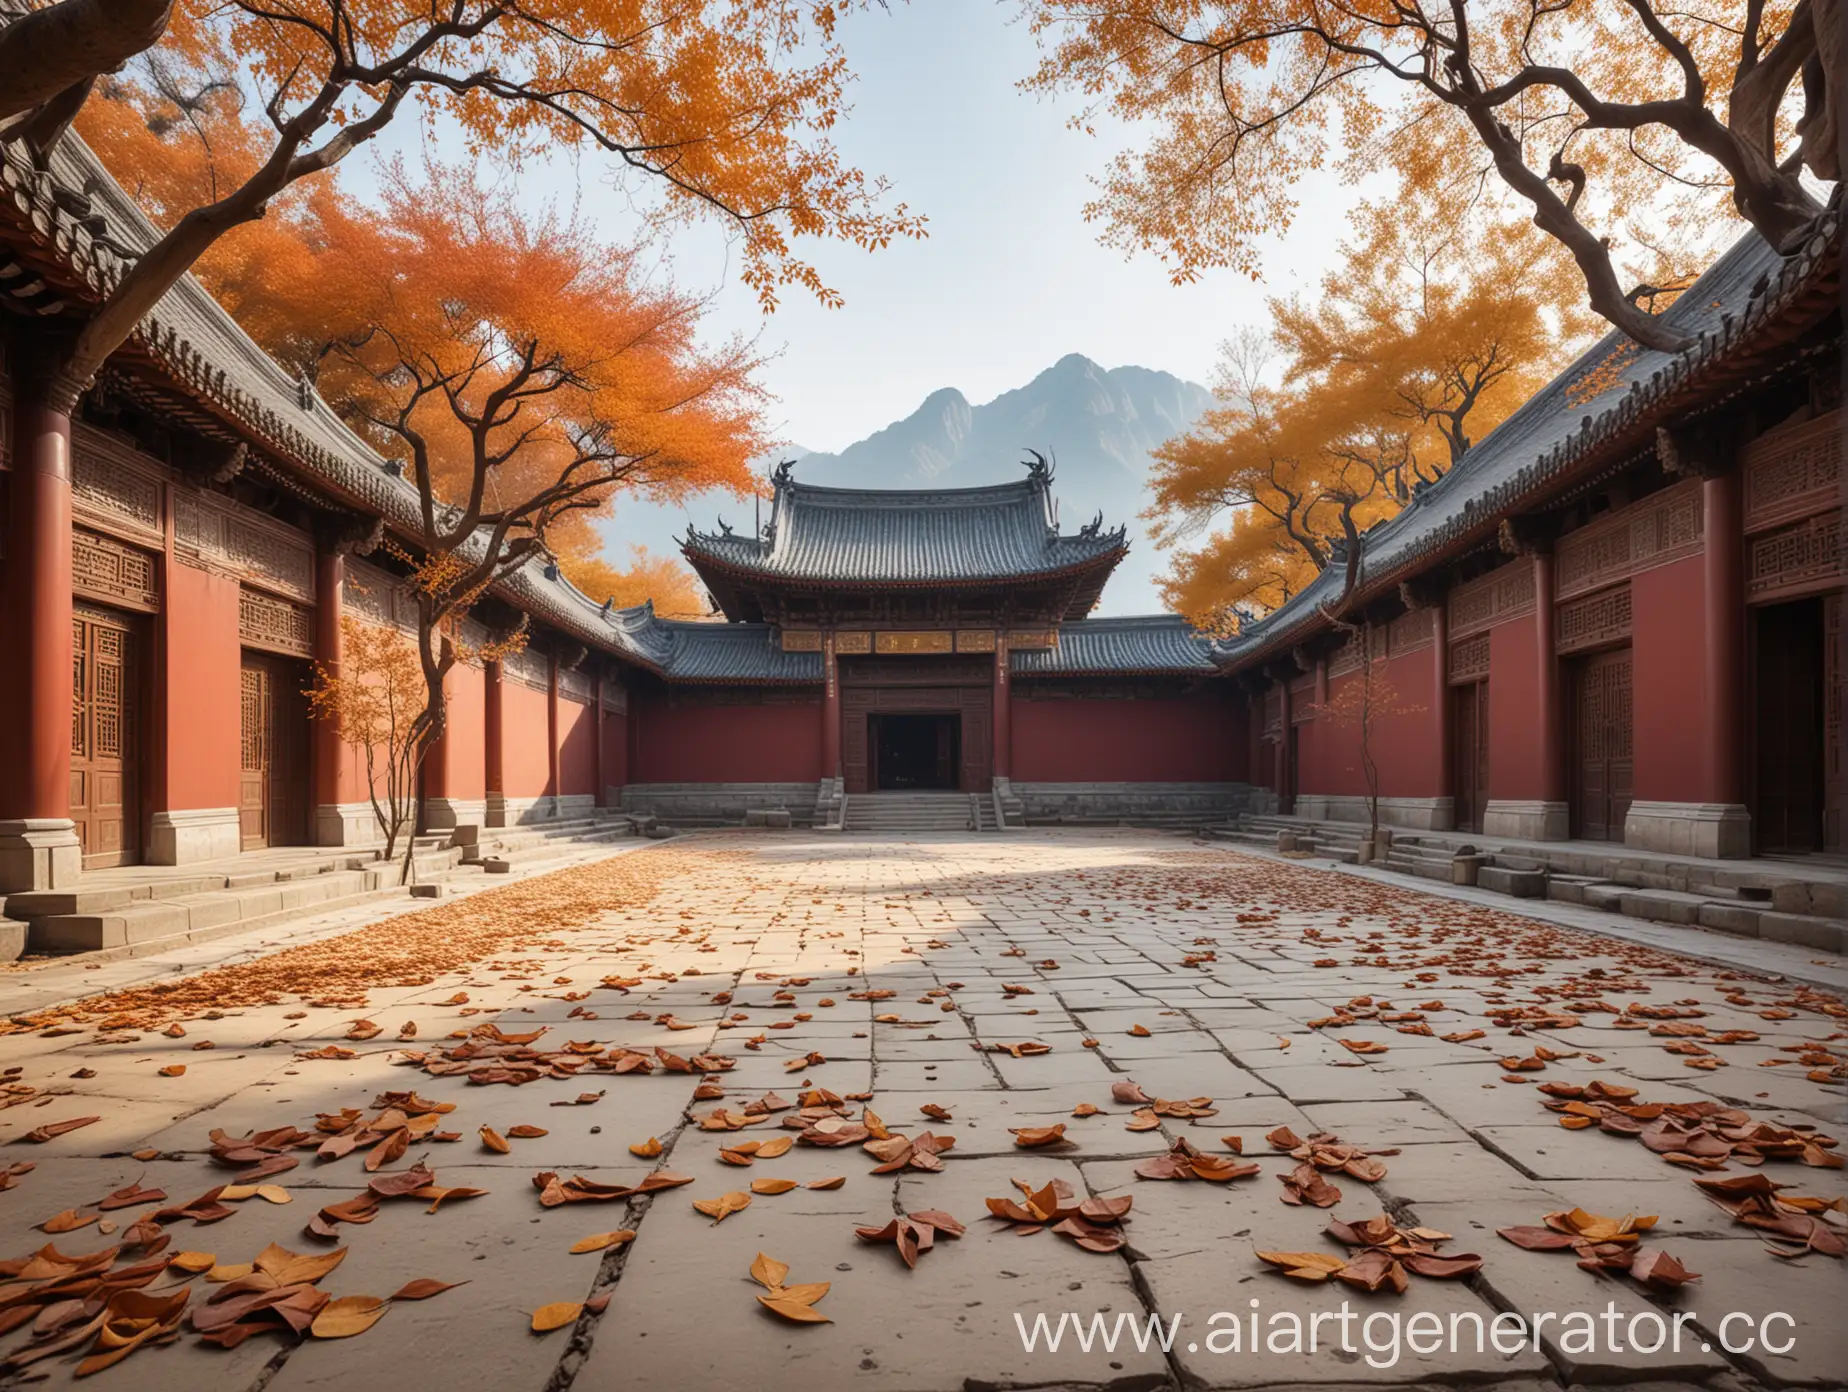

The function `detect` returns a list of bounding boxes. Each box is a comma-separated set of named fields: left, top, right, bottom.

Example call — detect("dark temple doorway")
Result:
left=870, top=713, right=961, bottom=791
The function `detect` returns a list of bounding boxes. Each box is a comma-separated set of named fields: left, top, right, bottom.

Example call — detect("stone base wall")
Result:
left=1293, top=795, right=1455, bottom=831
left=316, top=802, right=390, bottom=850
left=1483, top=799, right=1571, bottom=841
left=1011, top=781, right=1258, bottom=825
left=152, top=807, right=244, bottom=863
left=486, top=794, right=596, bottom=827
left=619, top=782, right=824, bottom=827
left=1624, top=801, right=1752, bottom=859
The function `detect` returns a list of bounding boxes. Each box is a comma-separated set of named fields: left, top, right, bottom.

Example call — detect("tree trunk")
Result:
left=0, top=0, right=173, bottom=125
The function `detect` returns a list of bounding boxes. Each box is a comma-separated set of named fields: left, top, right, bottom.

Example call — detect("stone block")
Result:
left=1617, top=887, right=1709, bottom=925
left=480, top=857, right=512, bottom=874
left=0, top=817, right=82, bottom=892
left=0, top=917, right=24, bottom=962
left=1451, top=854, right=1485, bottom=886
left=1696, top=901, right=1762, bottom=937
left=408, top=883, right=445, bottom=898
left=1755, top=911, right=1847, bottom=954
left=1478, top=864, right=1547, bottom=898
left=1623, top=799, right=1751, bottom=858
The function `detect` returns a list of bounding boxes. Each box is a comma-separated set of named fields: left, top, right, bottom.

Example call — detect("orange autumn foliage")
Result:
left=1020, top=0, right=1825, bottom=351
left=1149, top=198, right=1591, bottom=631
left=77, top=75, right=764, bottom=614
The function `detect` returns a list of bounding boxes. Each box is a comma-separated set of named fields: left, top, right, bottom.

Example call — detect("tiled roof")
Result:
left=683, top=471, right=1128, bottom=585
left=1218, top=203, right=1841, bottom=672
left=1011, top=615, right=1223, bottom=675
left=610, top=610, right=820, bottom=683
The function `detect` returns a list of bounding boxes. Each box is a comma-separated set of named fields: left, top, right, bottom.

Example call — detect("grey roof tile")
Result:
left=684, top=473, right=1127, bottom=584
left=1011, top=615, right=1222, bottom=675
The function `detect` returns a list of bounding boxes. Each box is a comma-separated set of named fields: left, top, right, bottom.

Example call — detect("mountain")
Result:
left=597, top=355, right=1215, bottom=614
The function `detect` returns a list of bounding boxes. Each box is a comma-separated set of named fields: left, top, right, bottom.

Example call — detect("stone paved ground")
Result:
left=1, top=831, right=1844, bottom=1392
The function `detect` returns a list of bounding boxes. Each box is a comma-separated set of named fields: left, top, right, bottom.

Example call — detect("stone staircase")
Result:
left=1, top=809, right=645, bottom=961
left=1201, top=813, right=1848, bottom=955
left=841, top=792, right=984, bottom=834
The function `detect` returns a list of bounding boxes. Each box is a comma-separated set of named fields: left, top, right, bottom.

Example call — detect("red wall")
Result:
left=557, top=695, right=596, bottom=797
left=1486, top=615, right=1543, bottom=802
left=434, top=660, right=487, bottom=802
left=1300, top=648, right=1443, bottom=799
left=601, top=707, right=628, bottom=792
left=1011, top=694, right=1239, bottom=782
left=1630, top=556, right=1708, bottom=803
left=631, top=693, right=822, bottom=783
left=160, top=561, right=241, bottom=812
left=502, top=680, right=552, bottom=797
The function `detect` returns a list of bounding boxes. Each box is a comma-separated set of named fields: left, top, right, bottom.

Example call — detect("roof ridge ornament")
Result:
left=1021, top=448, right=1055, bottom=484
left=771, top=457, right=797, bottom=487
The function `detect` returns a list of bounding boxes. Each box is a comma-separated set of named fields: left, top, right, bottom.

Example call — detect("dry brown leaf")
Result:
left=311, top=1295, right=387, bottom=1339
left=570, top=1231, right=636, bottom=1254
left=628, top=1138, right=663, bottom=1158
left=692, top=1191, right=752, bottom=1224
left=479, top=1127, right=510, bottom=1154
left=530, top=1302, right=582, bottom=1333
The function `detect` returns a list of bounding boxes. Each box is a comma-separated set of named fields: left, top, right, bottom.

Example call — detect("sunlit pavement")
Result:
left=2, top=830, right=1844, bottom=1391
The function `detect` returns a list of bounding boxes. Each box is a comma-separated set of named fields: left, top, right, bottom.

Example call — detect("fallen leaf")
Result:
left=570, top=1231, right=636, bottom=1254
left=311, top=1295, right=387, bottom=1338
left=530, top=1302, right=582, bottom=1333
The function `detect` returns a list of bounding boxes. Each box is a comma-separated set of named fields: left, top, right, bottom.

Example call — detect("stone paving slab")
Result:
left=0, top=829, right=1843, bottom=1392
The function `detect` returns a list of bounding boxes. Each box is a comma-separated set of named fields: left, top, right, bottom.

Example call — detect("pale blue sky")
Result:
left=348, top=0, right=1369, bottom=574
left=354, top=0, right=1361, bottom=453
left=667, top=0, right=1358, bottom=452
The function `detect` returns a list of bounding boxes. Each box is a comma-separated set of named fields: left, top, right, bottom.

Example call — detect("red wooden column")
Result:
left=311, top=546, right=345, bottom=839
left=592, top=672, right=607, bottom=808
left=1701, top=468, right=1750, bottom=856
left=1275, top=678, right=1293, bottom=813
left=1703, top=470, right=1745, bottom=805
left=483, top=660, right=505, bottom=826
left=546, top=654, right=561, bottom=815
left=0, top=377, right=80, bottom=890
left=991, top=635, right=1012, bottom=781
left=1533, top=549, right=1568, bottom=830
left=820, top=633, right=841, bottom=780
left=1431, top=603, right=1453, bottom=826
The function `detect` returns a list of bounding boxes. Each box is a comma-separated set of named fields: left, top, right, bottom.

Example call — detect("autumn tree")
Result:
left=3, top=0, right=923, bottom=410
left=308, top=166, right=767, bottom=822
left=1149, top=203, right=1586, bottom=629
left=305, top=615, right=433, bottom=873
left=1023, top=0, right=1840, bottom=349
left=74, top=72, right=752, bottom=614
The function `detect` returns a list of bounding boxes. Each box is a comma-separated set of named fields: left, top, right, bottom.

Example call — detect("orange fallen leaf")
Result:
left=531, top=1302, right=582, bottom=1333
left=312, top=1295, right=387, bottom=1338
left=628, top=1138, right=663, bottom=1158
left=479, top=1127, right=510, bottom=1155
left=569, top=1232, right=635, bottom=1254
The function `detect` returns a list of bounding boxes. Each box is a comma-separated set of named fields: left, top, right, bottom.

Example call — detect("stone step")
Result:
left=7, top=826, right=629, bottom=961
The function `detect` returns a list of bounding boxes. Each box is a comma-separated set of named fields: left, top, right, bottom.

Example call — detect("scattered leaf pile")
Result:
left=855, top=1210, right=965, bottom=1268
left=985, top=1178, right=1133, bottom=1253
left=1498, top=1208, right=1701, bottom=1290
left=1538, top=1081, right=1843, bottom=1171
left=1693, top=1174, right=1846, bottom=1259
left=1260, top=1216, right=1482, bottom=1293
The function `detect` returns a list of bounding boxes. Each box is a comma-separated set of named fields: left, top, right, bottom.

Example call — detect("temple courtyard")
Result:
left=1, top=830, right=1844, bottom=1391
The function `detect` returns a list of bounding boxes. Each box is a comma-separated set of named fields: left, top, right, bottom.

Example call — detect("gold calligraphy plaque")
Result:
left=1006, top=628, right=1058, bottom=650
left=834, top=630, right=872, bottom=654
left=874, top=630, right=953, bottom=655
left=779, top=629, right=823, bottom=652
left=954, top=629, right=997, bottom=653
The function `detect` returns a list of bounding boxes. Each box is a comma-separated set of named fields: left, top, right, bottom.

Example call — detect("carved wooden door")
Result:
left=1752, top=598, right=1826, bottom=853
left=71, top=606, right=142, bottom=868
left=1451, top=681, right=1490, bottom=834
left=240, top=653, right=311, bottom=850
left=1570, top=649, right=1633, bottom=842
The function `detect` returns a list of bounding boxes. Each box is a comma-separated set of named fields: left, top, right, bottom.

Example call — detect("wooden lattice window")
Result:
left=1556, top=584, right=1633, bottom=653
left=1748, top=511, right=1843, bottom=601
